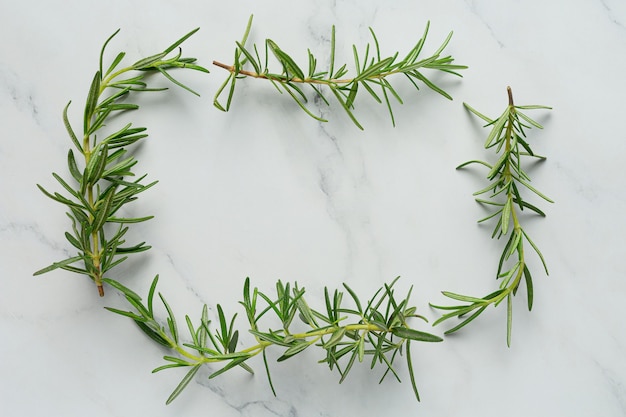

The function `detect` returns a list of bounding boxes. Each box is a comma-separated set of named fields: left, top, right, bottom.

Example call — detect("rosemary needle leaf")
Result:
left=156, top=67, right=201, bottom=97
left=236, top=41, right=261, bottom=74
left=516, top=110, right=545, bottom=129
left=440, top=292, right=488, bottom=304
left=462, top=102, right=492, bottom=123
left=209, top=356, right=251, bottom=379
left=443, top=306, right=488, bottom=335
left=62, top=102, right=82, bottom=152
left=51, top=172, right=81, bottom=200
left=164, top=356, right=195, bottom=366
left=282, top=83, right=328, bottom=122
left=64, top=231, right=82, bottom=250
left=103, top=307, right=148, bottom=322
left=522, top=230, right=549, bottom=274
left=90, top=187, right=116, bottom=234
left=262, top=350, right=277, bottom=396
left=84, top=72, right=101, bottom=132
left=102, top=278, right=142, bottom=302
left=67, top=151, right=82, bottom=182
left=330, top=88, right=364, bottom=129
left=517, top=178, right=555, bottom=203
left=166, top=364, right=201, bottom=405
left=506, top=294, right=513, bottom=347
left=406, top=341, right=420, bottom=401
left=523, top=265, right=534, bottom=310
left=412, top=71, right=452, bottom=100
left=36, top=184, right=81, bottom=209
left=484, top=113, right=508, bottom=148
left=136, top=322, right=172, bottom=347
left=159, top=293, right=179, bottom=343
left=361, top=80, right=382, bottom=103
left=339, top=350, right=358, bottom=383
left=105, top=52, right=126, bottom=77
left=225, top=330, right=238, bottom=355
left=391, top=327, right=443, bottom=343
left=323, top=328, right=347, bottom=349
left=33, top=256, right=84, bottom=276
left=456, top=159, right=493, bottom=170
left=357, top=338, right=365, bottom=362
left=277, top=341, right=311, bottom=361
left=153, top=363, right=187, bottom=373
left=185, top=315, right=199, bottom=345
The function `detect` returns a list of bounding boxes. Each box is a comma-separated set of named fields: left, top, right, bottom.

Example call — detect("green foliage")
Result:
left=213, top=15, right=467, bottom=129
left=33, top=19, right=553, bottom=408
left=33, top=29, right=208, bottom=296
left=431, top=87, right=552, bottom=346
left=104, top=276, right=442, bottom=404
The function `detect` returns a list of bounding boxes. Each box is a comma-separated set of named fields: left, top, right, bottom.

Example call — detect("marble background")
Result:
left=2, top=0, right=625, bottom=416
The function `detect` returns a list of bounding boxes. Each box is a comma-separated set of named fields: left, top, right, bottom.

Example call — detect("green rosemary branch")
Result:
left=213, top=15, right=467, bottom=129
left=103, top=276, right=442, bottom=404
left=33, top=29, right=208, bottom=296
left=431, top=87, right=552, bottom=346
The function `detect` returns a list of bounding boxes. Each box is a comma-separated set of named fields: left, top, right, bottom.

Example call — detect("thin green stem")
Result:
left=169, top=322, right=388, bottom=366
left=84, top=91, right=101, bottom=296
left=213, top=60, right=359, bottom=85
left=83, top=66, right=133, bottom=296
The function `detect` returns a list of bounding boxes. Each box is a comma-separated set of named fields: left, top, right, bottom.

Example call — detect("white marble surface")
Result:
left=2, top=0, right=625, bottom=415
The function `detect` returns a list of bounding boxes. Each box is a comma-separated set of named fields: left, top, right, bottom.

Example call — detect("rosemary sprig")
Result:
left=213, top=15, right=467, bottom=129
left=431, top=87, right=552, bottom=346
left=104, top=276, right=442, bottom=404
left=33, top=29, right=208, bottom=296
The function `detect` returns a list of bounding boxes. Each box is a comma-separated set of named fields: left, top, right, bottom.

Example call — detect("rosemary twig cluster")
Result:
left=213, top=15, right=467, bottom=129
left=32, top=27, right=445, bottom=404
left=33, top=18, right=554, bottom=408
left=104, top=276, right=441, bottom=404
left=33, top=29, right=208, bottom=295
left=431, top=87, right=552, bottom=346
